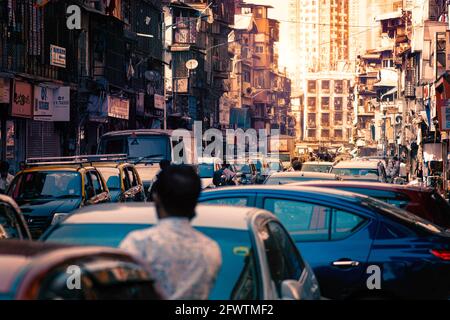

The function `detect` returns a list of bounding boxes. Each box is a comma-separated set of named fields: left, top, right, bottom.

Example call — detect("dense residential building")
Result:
left=303, top=72, right=354, bottom=146
left=0, top=0, right=239, bottom=167
left=221, top=1, right=294, bottom=135
left=162, top=0, right=234, bottom=131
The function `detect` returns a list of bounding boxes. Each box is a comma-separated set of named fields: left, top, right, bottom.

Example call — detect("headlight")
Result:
left=51, top=213, right=70, bottom=225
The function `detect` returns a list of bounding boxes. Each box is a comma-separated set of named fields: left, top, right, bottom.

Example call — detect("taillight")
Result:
left=431, top=249, right=450, bottom=261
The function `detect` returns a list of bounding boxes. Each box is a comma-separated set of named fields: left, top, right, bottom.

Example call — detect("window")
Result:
left=231, top=251, right=259, bottom=300
left=334, top=112, right=343, bottom=125
left=307, top=81, right=316, bottom=93
left=255, top=45, right=264, bottom=53
left=334, top=97, right=343, bottom=111
left=321, top=97, right=330, bottom=110
left=331, top=210, right=366, bottom=240
left=84, top=173, right=94, bottom=199
left=89, top=171, right=103, bottom=195
left=243, top=70, right=251, bottom=83
left=260, top=222, right=304, bottom=294
left=125, top=168, right=138, bottom=187
left=307, top=113, right=316, bottom=127
left=307, top=97, right=316, bottom=110
left=203, top=198, right=248, bottom=207
left=334, top=129, right=343, bottom=139
left=307, top=129, right=316, bottom=138
left=321, top=129, right=330, bottom=138
left=322, top=80, right=330, bottom=92
left=264, top=199, right=330, bottom=241
left=321, top=113, right=329, bottom=126
left=335, top=80, right=344, bottom=94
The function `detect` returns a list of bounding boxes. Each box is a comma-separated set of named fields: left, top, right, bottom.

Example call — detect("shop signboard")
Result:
left=0, top=78, right=10, bottom=104
left=107, top=96, right=129, bottom=120
left=50, top=45, right=66, bottom=68
left=12, top=81, right=32, bottom=118
left=154, top=94, right=166, bottom=110
left=53, top=86, right=70, bottom=121
left=34, top=85, right=53, bottom=121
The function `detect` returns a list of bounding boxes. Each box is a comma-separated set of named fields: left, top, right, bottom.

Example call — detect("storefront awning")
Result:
left=375, top=10, right=402, bottom=22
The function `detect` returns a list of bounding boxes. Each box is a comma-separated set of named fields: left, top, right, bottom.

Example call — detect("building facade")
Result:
left=303, top=72, right=354, bottom=146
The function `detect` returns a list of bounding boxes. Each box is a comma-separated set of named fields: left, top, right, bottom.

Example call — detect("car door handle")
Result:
left=332, top=260, right=360, bottom=267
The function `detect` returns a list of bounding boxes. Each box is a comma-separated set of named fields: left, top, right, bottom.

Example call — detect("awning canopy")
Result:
left=375, top=10, right=403, bottom=22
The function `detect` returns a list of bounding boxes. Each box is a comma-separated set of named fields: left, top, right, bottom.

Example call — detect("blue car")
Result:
left=199, top=186, right=450, bottom=300
left=41, top=203, right=321, bottom=300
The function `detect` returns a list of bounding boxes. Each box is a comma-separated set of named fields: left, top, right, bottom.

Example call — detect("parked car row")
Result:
left=5, top=155, right=148, bottom=239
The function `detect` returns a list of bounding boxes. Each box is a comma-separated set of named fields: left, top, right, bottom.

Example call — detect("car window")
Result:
left=84, top=172, right=94, bottom=199
left=83, top=259, right=161, bottom=300
left=125, top=167, right=138, bottom=187
left=230, top=250, right=259, bottom=300
left=264, top=198, right=330, bottom=241
left=202, top=197, right=248, bottom=207
left=38, top=264, right=92, bottom=300
left=122, top=168, right=132, bottom=191
left=0, top=203, right=22, bottom=239
left=90, top=171, right=104, bottom=195
left=98, top=168, right=121, bottom=191
left=260, top=221, right=304, bottom=295
left=331, top=210, right=366, bottom=240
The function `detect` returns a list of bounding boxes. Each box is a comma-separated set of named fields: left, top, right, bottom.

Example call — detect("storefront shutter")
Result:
left=26, top=121, right=61, bottom=158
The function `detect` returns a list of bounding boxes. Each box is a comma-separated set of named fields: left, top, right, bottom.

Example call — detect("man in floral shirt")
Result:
left=120, top=165, right=222, bottom=300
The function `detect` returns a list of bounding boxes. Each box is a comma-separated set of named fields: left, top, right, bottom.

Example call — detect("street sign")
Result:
left=186, top=59, right=199, bottom=70
left=50, top=45, right=66, bottom=68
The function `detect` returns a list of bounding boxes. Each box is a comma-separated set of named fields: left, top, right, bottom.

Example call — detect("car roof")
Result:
left=333, top=160, right=381, bottom=169
left=303, top=162, right=334, bottom=166
left=289, top=181, right=433, bottom=193
left=61, top=203, right=265, bottom=231
left=22, top=166, right=82, bottom=172
left=202, top=185, right=363, bottom=204
left=101, top=130, right=171, bottom=137
left=268, top=171, right=337, bottom=179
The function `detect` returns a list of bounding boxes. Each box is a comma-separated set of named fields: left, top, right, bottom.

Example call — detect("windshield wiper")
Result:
left=133, top=154, right=165, bottom=165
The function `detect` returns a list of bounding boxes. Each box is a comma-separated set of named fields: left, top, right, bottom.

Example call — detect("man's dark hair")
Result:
left=292, top=160, right=302, bottom=171
left=152, top=165, right=201, bottom=220
left=159, top=160, right=171, bottom=171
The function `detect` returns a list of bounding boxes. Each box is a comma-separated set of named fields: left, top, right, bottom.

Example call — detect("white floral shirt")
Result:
left=120, top=217, right=222, bottom=300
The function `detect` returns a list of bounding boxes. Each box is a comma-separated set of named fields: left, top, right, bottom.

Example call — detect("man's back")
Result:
left=120, top=218, right=222, bottom=300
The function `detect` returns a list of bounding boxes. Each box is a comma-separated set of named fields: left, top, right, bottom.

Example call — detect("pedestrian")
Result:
left=222, top=164, right=236, bottom=185
left=0, top=161, right=14, bottom=194
left=292, top=160, right=302, bottom=171
left=212, top=164, right=225, bottom=187
left=120, top=165, right=222, bottom=300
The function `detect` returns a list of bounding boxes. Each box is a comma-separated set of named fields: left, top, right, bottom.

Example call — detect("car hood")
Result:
left=17, top=198, right=82, bottom=216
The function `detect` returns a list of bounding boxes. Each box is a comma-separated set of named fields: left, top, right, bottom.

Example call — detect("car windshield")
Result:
left=234, top=164, right=252, bottom=174
left=198, top=163, right=215, bottom=178
left=268, top=162, right=282, bottom=171
left=10, top=171, right=81, bottom=200
left=332, top=168, right=378, bottom=177
left=99, top=135, right=171, bottom=163
left=44, top=224, right=253, bottom=300
left=97, top=168, right=121, bottom=190
left=302, top=164, right=332, bottom=173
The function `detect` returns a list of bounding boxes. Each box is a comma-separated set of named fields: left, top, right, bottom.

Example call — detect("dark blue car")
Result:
left=199, top=186, right=450, bottom=300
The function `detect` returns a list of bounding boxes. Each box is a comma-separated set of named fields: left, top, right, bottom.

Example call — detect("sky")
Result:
left=249, top=0, right=290, bottom=69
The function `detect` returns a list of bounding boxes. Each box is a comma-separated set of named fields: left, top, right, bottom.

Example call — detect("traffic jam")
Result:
left=0, top=130, right=449, bottom=301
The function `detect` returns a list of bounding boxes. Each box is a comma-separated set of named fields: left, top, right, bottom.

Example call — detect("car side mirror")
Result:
left=281, top=280, right=301, bottom=300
